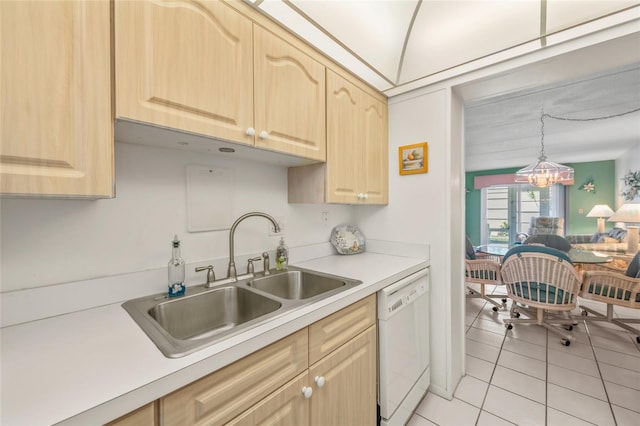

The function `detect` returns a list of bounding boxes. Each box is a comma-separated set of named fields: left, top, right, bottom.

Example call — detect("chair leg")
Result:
left=580, top=303, right=640, bottom=342
left=503, top=306, right=575, bottom=345
left=466, top=284, right=507, bottom=311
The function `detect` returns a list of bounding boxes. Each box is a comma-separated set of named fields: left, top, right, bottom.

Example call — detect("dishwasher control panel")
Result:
left=378, top=268, right=429, bottom=320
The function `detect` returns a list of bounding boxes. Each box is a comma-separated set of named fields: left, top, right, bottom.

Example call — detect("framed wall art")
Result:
left=399, top=142, right=428, bottom=175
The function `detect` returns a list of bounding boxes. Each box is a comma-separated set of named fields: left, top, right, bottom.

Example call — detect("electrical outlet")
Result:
left=322, top=211, right=329, bottom=225
left=268, top=216, right=284, bottom=236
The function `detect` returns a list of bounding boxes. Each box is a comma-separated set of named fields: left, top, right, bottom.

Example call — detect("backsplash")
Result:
left=0, top=142, right=354, bottom=293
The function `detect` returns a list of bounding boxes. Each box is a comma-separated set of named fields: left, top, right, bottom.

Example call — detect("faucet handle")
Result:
left=195, top=265, right=215, bottom=286
left=262, top=252, right=271, bottom=275
left=246, top=257, right=262, bottom=274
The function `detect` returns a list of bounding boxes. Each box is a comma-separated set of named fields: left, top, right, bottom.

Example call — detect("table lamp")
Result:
left=586, top=204, right=614, bottom=233
left=608, top=204, right=640, bottom=254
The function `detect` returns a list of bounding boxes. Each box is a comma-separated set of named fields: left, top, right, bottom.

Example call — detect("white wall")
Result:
left=0, top=142, right=354, bottom=292
left=615, top=143, right=640, bottom=208
left=356, top=87, right=464, bottom=398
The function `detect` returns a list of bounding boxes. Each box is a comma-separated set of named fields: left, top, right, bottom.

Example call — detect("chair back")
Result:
left=528, top=217, right=564, bottom=236
left=523, top=234, right=572, bottom=252
left=501, top=245, right=581, bottom=311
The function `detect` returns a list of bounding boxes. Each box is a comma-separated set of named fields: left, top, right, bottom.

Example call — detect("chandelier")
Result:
left=514, top=110, right=573, bottom=188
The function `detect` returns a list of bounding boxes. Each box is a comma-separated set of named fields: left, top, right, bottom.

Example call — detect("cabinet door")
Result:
left=325, top=71, right=362, bottom=203
left=309, top=326, right=377, bottom=426
left=115, top=0, right=254, bottom=146
left=226, top=372, right=310, bottom=426
left=361, top=93, right=388, bottom=205
left=0, top=0, right=113, bottom=197
left=254, top=26, right=326, bottom=161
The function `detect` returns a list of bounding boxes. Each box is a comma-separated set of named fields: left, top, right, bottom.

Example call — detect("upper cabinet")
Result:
left=115, top=0, right=326, bottom=161
left=289, top=71, right=388, bottom=205
left=115, top=0, right=254, bottom=146
left=253, top=26, right=326, bottom=161
left=0, top=0, right=113, bottom=198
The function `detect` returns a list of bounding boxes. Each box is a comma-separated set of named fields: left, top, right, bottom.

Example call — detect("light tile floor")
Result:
left=408, top=284, right=640, bottom=426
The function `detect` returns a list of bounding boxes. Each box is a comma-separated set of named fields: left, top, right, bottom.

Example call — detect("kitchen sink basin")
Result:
left=122, top=267, right=362, bottom=358
left=248, top=270, right=352, bottom=300
left=149, top=286, right=281, bottom=340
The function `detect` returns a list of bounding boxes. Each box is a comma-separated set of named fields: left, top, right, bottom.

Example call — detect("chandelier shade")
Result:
left=514, top=109, right=574, bottom=188
left=514, top=157, right=574, bottom=188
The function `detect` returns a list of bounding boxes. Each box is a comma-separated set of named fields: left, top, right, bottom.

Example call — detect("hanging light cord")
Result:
left=539, top=106, right=640, bottom=159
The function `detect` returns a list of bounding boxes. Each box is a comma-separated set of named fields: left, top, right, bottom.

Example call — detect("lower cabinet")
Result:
left=162, top=329, right=309, bottom=426
left=106, top=402, right=157, bottom=426
left=229, top=326, right=377, bottom=426
left=308, top=326, right=377, bottom=426
left=115, top=295, right=376, bottom=426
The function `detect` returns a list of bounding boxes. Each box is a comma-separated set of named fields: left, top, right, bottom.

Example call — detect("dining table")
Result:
left=474, top=244, right=613, bottom=266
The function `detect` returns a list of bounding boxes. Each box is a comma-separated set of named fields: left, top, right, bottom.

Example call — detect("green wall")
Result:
left=465, top=160, right=615, bottom=245
left=566, top=160, right=616, bottom=235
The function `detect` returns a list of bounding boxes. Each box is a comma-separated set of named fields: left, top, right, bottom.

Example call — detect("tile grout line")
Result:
left=472, top=305, right=510, bottom=426
left=583, top=321, right=619, bottom=425
left=545, top=326, right=549, bottom=425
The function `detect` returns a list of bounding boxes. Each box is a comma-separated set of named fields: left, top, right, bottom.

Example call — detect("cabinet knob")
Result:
left=301, top=386, right=313, bottom=399
left=363, top=193, right=369, bottom=199
left=259, top=130, right=269, bottom=140
left=356, top=193, right=362, bottom=199
left=246, top=127, right=256, bottom=136
left=314, top=376, right=326, bottom=387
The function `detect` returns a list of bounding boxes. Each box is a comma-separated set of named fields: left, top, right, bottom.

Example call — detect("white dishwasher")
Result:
left=378, top=268, right=430, bottom=426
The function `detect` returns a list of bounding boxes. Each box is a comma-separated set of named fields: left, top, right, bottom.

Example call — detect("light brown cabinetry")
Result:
left=0, top=0, right=113, bottom=197
left=162, top=329, right=308, bottom=426
left=115, top=0, right=254, bottom=146
left=106, top=402, right=157, bottom=426
left=288, top=71, right=388, bottom=204
left=226, top=371, right=310, bottom=426
left=159, top=295, right=376, bottom=426
left=253, top=26, right=326, bottom=161
left=309, top=326, right=377, bottom=426
left=115, top=0, right=326, bottom=161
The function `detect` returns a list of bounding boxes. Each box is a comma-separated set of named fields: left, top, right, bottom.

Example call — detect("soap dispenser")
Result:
left=275, top=237, right=289, bottom=271
left=168, top=235, right=186, bottom=297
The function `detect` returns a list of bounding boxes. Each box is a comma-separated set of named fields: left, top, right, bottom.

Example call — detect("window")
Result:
left=481, top=184, right=565, bottom=247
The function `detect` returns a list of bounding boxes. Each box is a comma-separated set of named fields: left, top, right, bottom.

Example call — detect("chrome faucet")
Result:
left=227, top=212, right=280, bottom=280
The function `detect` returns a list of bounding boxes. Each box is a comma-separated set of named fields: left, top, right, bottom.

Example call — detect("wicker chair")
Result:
left=579, top=251, right=640, bottom=344
left=500, top=245, right=582, bottom=345
left=465, top=237, right=506, bottom=311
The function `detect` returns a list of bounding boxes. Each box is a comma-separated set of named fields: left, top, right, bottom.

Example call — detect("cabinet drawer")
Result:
left=225, top=371, right=309, bottom=426
left=161, top=329, right=308, bottom=426
left=106, top=402, right=156, bottom=426
left=308, top=295, right=376, bottom=364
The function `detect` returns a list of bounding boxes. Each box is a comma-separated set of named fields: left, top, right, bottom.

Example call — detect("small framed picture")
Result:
left=399, top=142, right=428, bottom=175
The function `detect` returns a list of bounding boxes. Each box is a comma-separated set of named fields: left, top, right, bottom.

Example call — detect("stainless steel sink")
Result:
left=123, top=267, right=362, bottom=358
left=248, top=270, right=352, bottom=300
left=149, top=286, right=281, bottom=340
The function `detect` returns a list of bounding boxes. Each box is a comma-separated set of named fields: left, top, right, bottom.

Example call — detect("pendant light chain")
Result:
left=539, top=108, right=547, bottom=160
left=542, top=106, right=640, bottom=123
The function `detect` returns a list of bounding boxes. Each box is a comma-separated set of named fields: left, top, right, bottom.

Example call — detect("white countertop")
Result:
left=0, top=251, right=428, bottom=426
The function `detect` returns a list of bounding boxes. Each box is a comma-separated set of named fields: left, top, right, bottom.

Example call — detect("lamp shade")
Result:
left=586, top=204, right=614, bottom=218
left=608, top=204, right=640, bottom=224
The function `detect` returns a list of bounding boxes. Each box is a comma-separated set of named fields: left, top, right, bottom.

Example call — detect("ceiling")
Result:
left=464, top=62, right=640, bottom=171
left=246, top=0, right=640, bottom=171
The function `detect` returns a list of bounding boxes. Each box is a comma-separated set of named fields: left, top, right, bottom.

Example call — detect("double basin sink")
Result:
left=123, top=268, right=362, bottom=358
